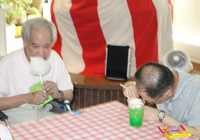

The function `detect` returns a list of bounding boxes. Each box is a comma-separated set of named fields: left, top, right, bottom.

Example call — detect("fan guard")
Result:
left=163, top=49, right=193, bottom=72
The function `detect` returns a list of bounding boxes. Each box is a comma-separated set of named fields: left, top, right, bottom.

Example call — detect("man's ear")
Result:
left=22, top=38, right=27, bottom=47
left=164, top=89, right=173, bottom=97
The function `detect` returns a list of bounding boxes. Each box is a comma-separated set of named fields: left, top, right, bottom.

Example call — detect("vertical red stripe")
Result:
left=167, top=0, right=173, bottom=21
left=127, top=0, right=158, bottom=69
left=51, top=0, right=63, bottom=58
left=70, top=0, right=106, bottom=76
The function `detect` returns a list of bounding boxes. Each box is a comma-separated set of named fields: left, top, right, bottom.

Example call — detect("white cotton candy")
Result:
left=30, top=57, right=51, bottom=76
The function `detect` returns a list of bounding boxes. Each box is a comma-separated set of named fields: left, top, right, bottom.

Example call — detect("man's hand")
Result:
left=28, top=90, right=48, bottom=104
left=41, top=81, right=60, bottom=99
left=122, top=81, right=138, bottom=99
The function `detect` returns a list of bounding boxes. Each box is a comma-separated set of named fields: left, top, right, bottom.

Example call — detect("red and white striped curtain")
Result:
left=51, top=0, right=173, bottom=77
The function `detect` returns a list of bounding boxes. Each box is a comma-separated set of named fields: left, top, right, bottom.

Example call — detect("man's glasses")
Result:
left=138, top=93, right=162, bottom=107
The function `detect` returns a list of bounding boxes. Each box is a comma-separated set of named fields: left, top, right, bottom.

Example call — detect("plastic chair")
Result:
left=0, top=122, right=13, bottom=140
left=0, top=110, right=9, bottom=127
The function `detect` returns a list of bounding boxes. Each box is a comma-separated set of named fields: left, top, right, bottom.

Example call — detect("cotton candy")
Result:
left=30, top=57, right=51, bottom=76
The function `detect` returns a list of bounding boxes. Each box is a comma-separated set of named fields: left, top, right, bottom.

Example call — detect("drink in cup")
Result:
left=128, top=99, right=144, bottom=127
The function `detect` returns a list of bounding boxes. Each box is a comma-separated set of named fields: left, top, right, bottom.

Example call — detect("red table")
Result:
left=10, top=101, right=196, bottom=140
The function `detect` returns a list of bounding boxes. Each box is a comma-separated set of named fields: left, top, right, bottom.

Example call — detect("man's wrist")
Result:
left=158, top=110, right=165, bottom=122
left=58, top=90, right=64, bottom=99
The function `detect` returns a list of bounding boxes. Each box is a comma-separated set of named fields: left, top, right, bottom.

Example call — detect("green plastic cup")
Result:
left=128, top=99, right=144, bottom=127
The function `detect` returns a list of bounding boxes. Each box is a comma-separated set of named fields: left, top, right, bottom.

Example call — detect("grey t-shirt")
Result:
left=157, top=71, right=200, bottom=127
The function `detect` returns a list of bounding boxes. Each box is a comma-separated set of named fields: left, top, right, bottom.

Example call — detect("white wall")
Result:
left=0, top=8, right=9, bottom=56
left=173, top=0, right=200, bottom=63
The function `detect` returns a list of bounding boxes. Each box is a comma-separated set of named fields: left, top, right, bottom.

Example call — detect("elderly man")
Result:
left=0, top=18, right=73, bottom=125
left=123, top=62, right=200, bottom=139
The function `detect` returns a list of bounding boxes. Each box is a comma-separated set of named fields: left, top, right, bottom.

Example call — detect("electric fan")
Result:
left=163, top=49, right=193, bottom=72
